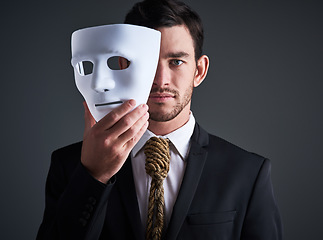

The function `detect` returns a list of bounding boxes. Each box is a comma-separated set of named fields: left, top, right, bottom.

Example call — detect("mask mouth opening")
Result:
left=95, top=101, right=123, bottom=107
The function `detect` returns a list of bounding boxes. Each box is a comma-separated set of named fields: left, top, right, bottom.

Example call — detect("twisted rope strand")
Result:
left=144, top=137, right=170, bottom=240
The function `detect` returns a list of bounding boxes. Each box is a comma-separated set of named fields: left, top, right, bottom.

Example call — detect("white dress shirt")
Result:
left=131, top=113, right=196, bottom=230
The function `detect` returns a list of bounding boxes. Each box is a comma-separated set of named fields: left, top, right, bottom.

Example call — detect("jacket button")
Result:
left=79, top=218, right=87, bottom=227
left=85, top=204, right=94, bottom=212
left=88, top=197, right=97, bottom=205
left=82, top=211, right=91, bottom=220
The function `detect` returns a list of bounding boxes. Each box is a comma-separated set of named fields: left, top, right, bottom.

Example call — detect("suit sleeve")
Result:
left=241, top=158, right=283, bottom=240
left=36, top=150, right=115, bottom=240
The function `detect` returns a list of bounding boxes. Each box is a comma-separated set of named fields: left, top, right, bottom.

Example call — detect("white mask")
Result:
left=71, top=24, right=161, bottom=121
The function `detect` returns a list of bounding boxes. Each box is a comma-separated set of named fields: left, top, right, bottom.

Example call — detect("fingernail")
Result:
left=142, top=104, right=148, bottom=110
left=128, top=99, right=136, bottom=106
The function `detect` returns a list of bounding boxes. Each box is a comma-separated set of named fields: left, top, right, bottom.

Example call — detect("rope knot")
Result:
left=144, top=137, right=170, bottom=181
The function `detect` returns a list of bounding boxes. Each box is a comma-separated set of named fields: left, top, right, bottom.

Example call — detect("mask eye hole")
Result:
left=76, top=61, right=93, bottom=76
left=107, top=56, right=130, bottom=70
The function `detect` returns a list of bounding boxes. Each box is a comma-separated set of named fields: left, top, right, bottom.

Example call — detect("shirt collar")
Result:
left=131, top=112, right=196, bottom=161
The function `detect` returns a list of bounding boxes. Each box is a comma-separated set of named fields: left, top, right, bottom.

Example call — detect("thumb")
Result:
left=83, top=101, right=96, bottom=138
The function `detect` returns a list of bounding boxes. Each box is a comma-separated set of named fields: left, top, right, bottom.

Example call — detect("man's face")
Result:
left=147, top=25, right=200, bottom=122
left=71, top=24, right=161, bottom=121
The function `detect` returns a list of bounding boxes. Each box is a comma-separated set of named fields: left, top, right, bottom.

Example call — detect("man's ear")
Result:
left=193, top=55, right=209, bottom=87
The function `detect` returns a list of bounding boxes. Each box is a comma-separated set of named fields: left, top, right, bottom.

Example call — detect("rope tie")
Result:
left=144, top=137, right=170, bottom=240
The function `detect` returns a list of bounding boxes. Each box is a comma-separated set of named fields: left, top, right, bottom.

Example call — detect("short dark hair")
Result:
left=124, top=0, right=204, bottom=61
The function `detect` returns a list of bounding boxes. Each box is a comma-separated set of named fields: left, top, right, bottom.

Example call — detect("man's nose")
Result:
left=91, top=61, right=115, bottom=92
left=153, top=61, right=170, bottom=87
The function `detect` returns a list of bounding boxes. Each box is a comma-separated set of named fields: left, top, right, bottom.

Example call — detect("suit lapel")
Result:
left=117, top=157, right=145, bottom=240
left=165, top=124, right=209, bottom=240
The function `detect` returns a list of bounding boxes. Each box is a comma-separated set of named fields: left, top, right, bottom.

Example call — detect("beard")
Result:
left=148, top=83, right=193, bottom=122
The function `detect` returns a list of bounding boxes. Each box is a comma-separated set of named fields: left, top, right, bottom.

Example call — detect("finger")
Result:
left=95, top=99, right=136, bottom=130
left=118, top=110, right=149, bottom=144
left=109, top=103, right=148, bottom=138
left=83, top=101, right=96, bottom=138
left=124, top=117, right=149, bottom=150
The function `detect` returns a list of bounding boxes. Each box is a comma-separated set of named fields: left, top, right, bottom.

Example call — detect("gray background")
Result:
left=1, top=0, right=322, bottom=239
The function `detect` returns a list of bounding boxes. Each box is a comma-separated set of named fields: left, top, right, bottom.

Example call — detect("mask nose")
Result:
left=91, top=61, right=115, bottom=92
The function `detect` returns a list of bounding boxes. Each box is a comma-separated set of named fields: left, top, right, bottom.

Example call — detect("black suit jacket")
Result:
left=37, top=124, right=282, bottom=240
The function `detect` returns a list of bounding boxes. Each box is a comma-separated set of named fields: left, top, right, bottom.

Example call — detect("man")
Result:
left=37, top=0, right=283, bottom=239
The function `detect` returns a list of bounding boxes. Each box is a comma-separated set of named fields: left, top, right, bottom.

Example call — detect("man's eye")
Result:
left=171, top=59, right=184, bottom=66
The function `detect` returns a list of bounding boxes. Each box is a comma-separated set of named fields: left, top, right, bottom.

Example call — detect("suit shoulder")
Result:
left=52, top=141, right=82, bottom=154
left=207, top=132, right=267, bottom=166
left=208, top=133, right=263, bottom=155
left=51, top=141, right=83, bottom=166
